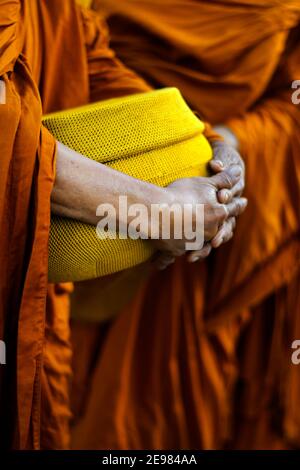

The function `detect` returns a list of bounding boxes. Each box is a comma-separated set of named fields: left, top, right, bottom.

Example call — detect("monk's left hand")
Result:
left=209, top=139, right=245, bottom=203
left=187, top=138, right=246, bottom=262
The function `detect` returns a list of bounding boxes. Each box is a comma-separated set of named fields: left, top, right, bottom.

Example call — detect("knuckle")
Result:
left=234, top=200, right=241, bottom=214
left=218, top=205, right=228, bottom=221
left=228, top=204, right=236, bottom=217
left=239, top=180, right=245, bottom=191
left=223, top=172, right=233, bottom=188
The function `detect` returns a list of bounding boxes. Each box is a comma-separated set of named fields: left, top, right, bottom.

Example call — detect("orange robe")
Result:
left=0, top=0, right=148, bottom=449
left=70, top=0, right=300, bottom=449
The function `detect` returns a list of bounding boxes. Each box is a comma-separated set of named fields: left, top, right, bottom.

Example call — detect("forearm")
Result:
left=51, top=141, right=246, bottom=262
left=51, top=141, right=170, bottom=227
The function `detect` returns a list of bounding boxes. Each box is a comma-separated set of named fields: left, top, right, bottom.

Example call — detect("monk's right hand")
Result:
left=152, top=165, right=247, bottom=268
left=53, top=143, right=246, bottom=271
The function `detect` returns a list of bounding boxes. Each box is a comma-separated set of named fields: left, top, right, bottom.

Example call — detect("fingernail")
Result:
left=223, top=190, right=230, bottom=202
left=215, top=160, right=224, bottom=168
left=191, top=256, right=200, bottom=263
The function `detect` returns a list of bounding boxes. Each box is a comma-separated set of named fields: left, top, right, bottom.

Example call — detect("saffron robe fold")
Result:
left=70, top=0, right=300, bottom=449
left=0, top=0, right=149, bottom=449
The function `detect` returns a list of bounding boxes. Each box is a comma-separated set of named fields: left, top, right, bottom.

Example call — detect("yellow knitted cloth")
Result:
left=43, top=88, right=212, bottom=282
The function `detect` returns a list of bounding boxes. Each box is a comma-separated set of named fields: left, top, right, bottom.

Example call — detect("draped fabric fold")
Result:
left=0, top=0, right=149, bottom=449
left=0, top=0, right=56, bottom=448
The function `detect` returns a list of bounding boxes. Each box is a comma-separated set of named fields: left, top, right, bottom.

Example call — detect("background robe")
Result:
left=70, top=0, right=300, bottom=449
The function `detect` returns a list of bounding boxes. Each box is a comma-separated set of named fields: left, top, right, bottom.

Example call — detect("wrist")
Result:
left=117, top=181, right=173, bottom=240
left=212, top=126, right=239, bottom=151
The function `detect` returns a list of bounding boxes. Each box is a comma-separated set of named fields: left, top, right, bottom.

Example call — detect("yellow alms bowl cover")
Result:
left=43, top=88, right=212, bottom=282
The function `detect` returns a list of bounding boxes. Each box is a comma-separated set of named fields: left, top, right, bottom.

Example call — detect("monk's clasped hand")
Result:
left=186, top=139, right=247, bottom=263
left=153, top=165, right=247, bottom=269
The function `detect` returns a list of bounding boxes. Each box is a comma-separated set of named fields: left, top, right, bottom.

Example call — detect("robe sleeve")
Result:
left=79, top=6, right=151, bottom=102
left=0, top=0, right=57, bottom=449
left=0, top=0, right=22, bottom=74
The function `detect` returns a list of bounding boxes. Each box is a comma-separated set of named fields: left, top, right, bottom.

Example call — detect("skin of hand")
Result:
left=153, top=167, right=247, bottom=269
left=52, top=142, right=247, bottom=271
left=181, top=130, right=246, bottom=266
left=210, top=140, right=245, bottom=201
left=158, top=132, right=246, bottom=268
left=213, top=125, right=240, bottom=151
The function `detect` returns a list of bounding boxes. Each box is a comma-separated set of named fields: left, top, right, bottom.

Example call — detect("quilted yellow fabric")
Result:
left=43, top=88, right=212, bottom=282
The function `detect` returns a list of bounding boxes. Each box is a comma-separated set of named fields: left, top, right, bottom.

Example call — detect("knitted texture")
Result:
left=43, top=88, right=212, bottom=282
